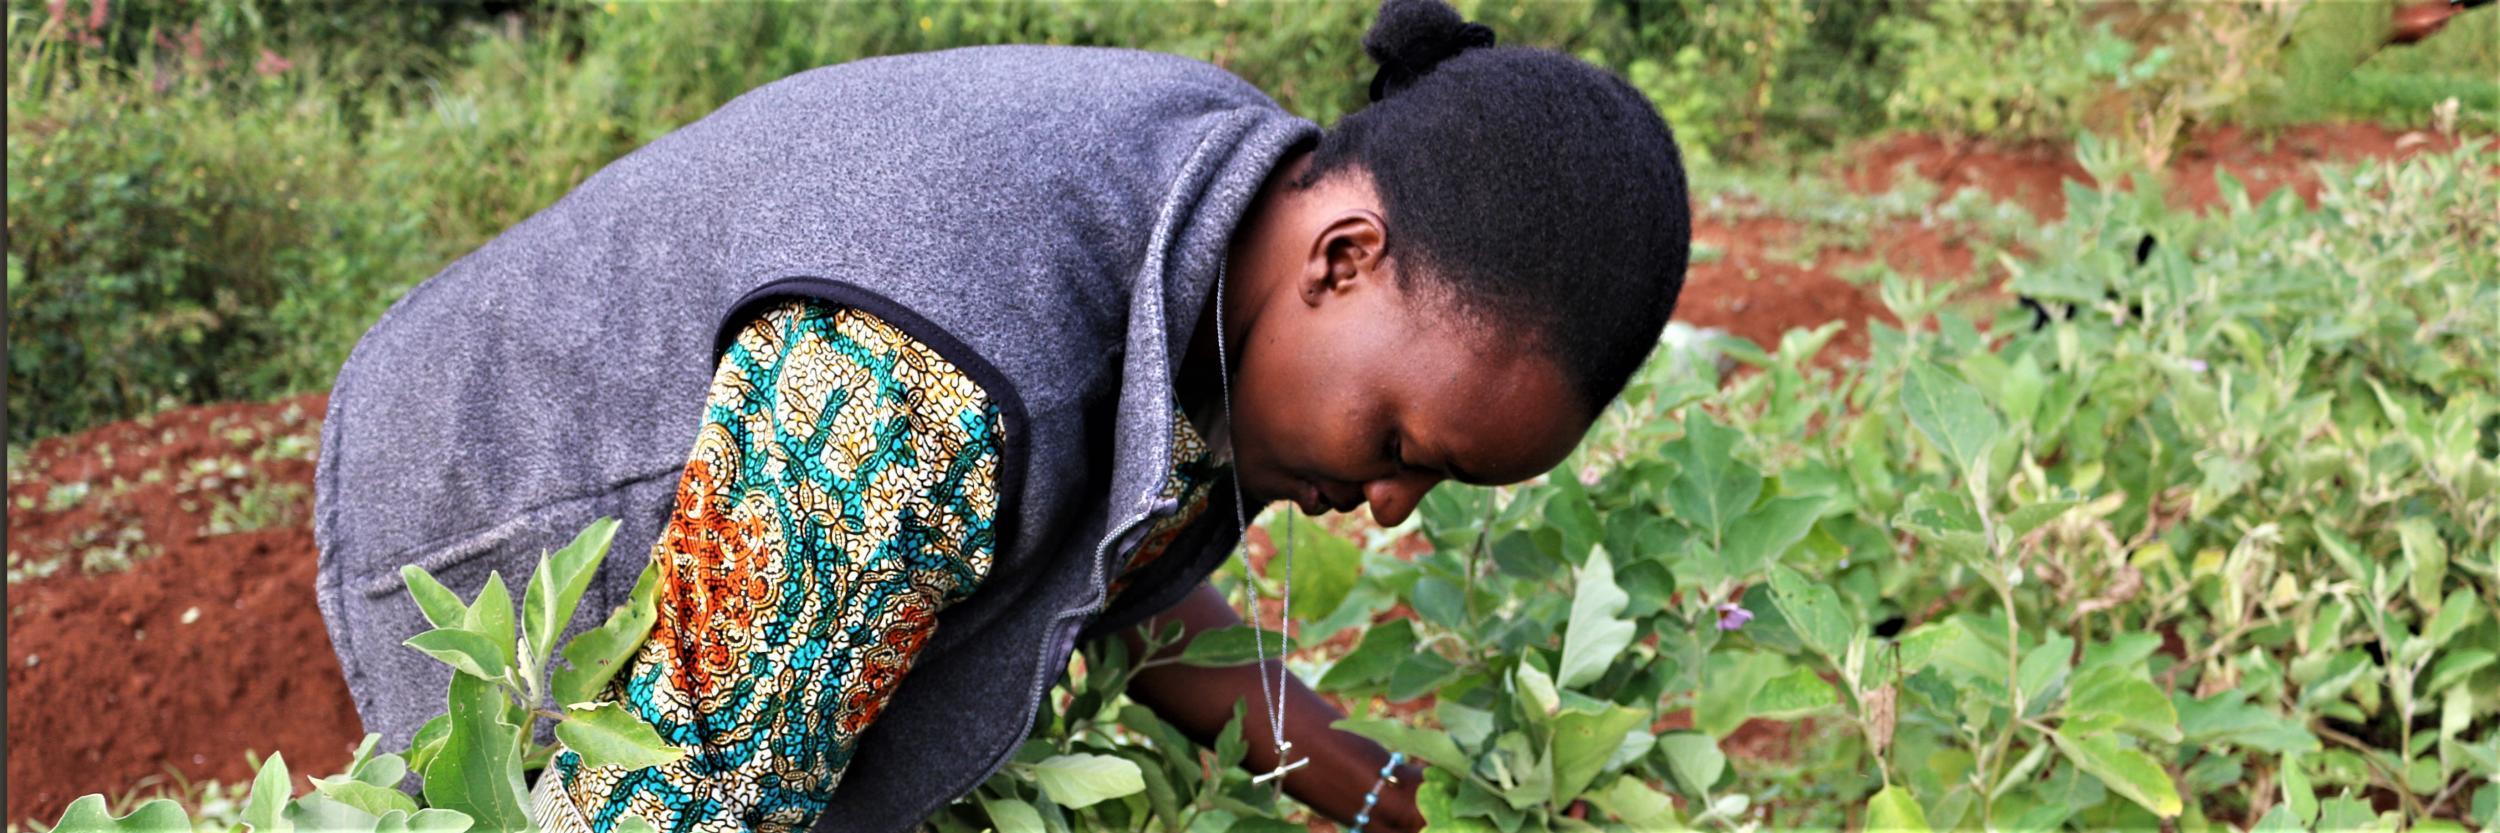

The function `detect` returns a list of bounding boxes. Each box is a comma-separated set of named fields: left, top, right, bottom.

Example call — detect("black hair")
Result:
left=1301, top=0, right=1691, bottom=416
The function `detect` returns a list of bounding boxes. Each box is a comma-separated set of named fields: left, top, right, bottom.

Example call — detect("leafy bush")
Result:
left=43, top=518, right=673, bottom=833
left=915, top=143, right=2499, bottom=831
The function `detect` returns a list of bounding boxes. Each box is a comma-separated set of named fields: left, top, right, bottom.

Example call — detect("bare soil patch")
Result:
left=6, top=394, right=359, bottom=826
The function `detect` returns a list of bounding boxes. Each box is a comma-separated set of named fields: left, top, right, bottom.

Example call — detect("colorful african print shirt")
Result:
left=529, top=299, right=1225, bottom=833
left=533, top=300, right=1005, bottom=833
left=1108, top=407, right=1226, bottom=597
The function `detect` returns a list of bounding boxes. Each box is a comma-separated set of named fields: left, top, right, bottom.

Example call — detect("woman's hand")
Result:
left=1117, top=582, right=1429, bottom=831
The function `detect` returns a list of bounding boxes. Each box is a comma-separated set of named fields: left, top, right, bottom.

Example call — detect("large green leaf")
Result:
left=1316, top=618, right=1415, bottom=692
left=1901, top=359, right=2001, bottom=478
left=1334, top=717, right=1471, bottom=774
left=2063, top=666, right=2181, bottom=743
left=1558, top=548, right=1636, bottom=689
left=242, top=751, right=293, bottom=833
left=311, top=776, right=421, bottom=818
left=50, top=796, right=190, bottom=833
left=1657, top=733, right=1726, bottom=798
left=523, top=518, right=618, bottom=678
left=2052, top=730, right=2183, bottom=818
left=1865, top=786, right=1932, bottom=831
left=400, top=566, right=469, bottom=631
left=1177, top=625, right=1297, bottom=667
left=1720, top=495, right=1825, bottom=576
left=1031, top=753, right=1146, bottom=808
left=1550, top=704, right=1649, bottom=802
left=1750, top=666, right=1841, bottom=719
left=979, top=798, right=1044, bottom=833
left=1269, top=515, right=1361, bottom=621
left=1767, top=566, right=1853, bottom=658
left=554, top=559, right=660, bottom=706
left=1663, top=411, right=1763, bottom=543
left=461, top=572, right=518, bottom=670
left=421, top=674, right=528, bottom=832
left=556, top=703, right=686, bottom=770
left=402, top=628, right=509, bottom=682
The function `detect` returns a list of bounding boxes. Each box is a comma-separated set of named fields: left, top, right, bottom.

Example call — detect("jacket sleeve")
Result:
left=532, top=298, right=1006, bottom=833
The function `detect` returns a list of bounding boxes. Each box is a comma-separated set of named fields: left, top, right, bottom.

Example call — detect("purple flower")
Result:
left=1716, top=602, right=1753, bottom=631
left=2185, top=358, right=2209, bottom=372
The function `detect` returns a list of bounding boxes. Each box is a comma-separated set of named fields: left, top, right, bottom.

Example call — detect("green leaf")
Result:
left=1514, top=662, right=1561, bottom=718
left=1750, top=666, right=1841, bottom=719
left=1031, top=753, right=1146, bottom=808
left=980, top=797, right=1045, bottom=833
left=421, top=674, right=528, bottom=832
left=51, top=797, right=190, bottom=833
left=1268, top=514, right=1362, bottom=621
left=278, top=794, right=381, bottom=833
left=1901, top=359, right=2002, bottom=478
left=2002, top=499, right=2082, bottom=540
left=1176, top=625, right=1296, bottom=667
left=2052, top=730, right=2183, bottom=818
left=462, top=572, right=518, bottom=670
left=1333, top=718, right=1472, bottom=774
left=402, top=628, right=509, bottom=681
left=1865, top=785, right=1932, bottom=831
left=1558, top=548, right=1636, bottom=688
left=523, top=518, right=618, bottom=678
left=2063, top=666, right=2181, bottom=743
left=556, top=703, right=687, bottom=770
left=243, top=751, right=293, bottom=833
left=1551, top=705, right=1648, bottom=802
left=1417, top=768, right=1499, bottom=833
left=405, top=715, right=451, bottom=777
left=311, top=776, right=421, bottom=818
left=1657, top=733, right=1725, bottom=798
left=609, top=815, right=657, bottom=833
left=400, top=566, right=468, bottom=631
left=2280, top=754, right=2317, bottom=825
left=1663, top=411, right=1763, bottom=544
left=1594, top=777, right=1680, bottom=829
left=2397, top=519, right=2450, bottom=614
left=555, top=559, right=660, bottom=706
left=1721, top=495, right=1825, bottom=575
left=1767, top=566, right=1853, bottom=658
left=1317, top=618, right=1415, bottom=692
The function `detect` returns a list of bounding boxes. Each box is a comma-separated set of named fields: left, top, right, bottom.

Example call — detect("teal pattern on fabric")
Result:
left=539, top=300, right=1004, bottom=833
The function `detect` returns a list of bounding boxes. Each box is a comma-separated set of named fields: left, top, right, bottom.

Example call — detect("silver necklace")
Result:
left=1211, top=261, right=1307, bottom=786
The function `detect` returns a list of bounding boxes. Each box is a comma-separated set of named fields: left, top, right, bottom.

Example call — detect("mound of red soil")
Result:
left=6, top=394, right=360, bottom=826
left=1839, top=122, right=2484, bottom=221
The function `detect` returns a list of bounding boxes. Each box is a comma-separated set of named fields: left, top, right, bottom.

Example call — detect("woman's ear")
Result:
left=1303, top=210, right=1390, bottom=306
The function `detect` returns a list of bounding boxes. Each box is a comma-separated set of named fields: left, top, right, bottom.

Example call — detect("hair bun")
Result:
left=1363, top=0, right=1497, bottom=102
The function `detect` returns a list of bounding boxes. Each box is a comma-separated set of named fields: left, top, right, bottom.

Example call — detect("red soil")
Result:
left=6, top=124, right=2473, bottom=826
left=7, top=394, right=358, bottom=826
left=1838, top=122, right=2485, bottom=222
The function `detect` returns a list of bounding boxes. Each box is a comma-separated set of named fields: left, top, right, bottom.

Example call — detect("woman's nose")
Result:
left=1363, top=472, right=1441, bottom=527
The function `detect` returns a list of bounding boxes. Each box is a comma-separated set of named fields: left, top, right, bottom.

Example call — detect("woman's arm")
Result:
left=1116, top=582, right=1425, bottom=833
left=535, top=300, right=1007, bottom=833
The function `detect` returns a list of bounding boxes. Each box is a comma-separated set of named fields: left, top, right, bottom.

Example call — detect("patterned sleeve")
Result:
left=532, top=299, right=1005, bottom=833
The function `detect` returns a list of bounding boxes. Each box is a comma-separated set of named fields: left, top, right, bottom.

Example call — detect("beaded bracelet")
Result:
left=1349, top=751, right=1406, bottom=832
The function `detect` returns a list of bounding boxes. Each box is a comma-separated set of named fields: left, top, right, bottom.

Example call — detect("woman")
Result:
left=312, top=0, right=1690, bottom=830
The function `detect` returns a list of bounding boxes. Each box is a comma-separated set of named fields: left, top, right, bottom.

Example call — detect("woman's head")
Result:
left=1213, top=0, right=1690, bottom=526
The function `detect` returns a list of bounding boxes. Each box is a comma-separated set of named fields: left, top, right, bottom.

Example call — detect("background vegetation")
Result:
left=7, top=0, right=2494, bottom=442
